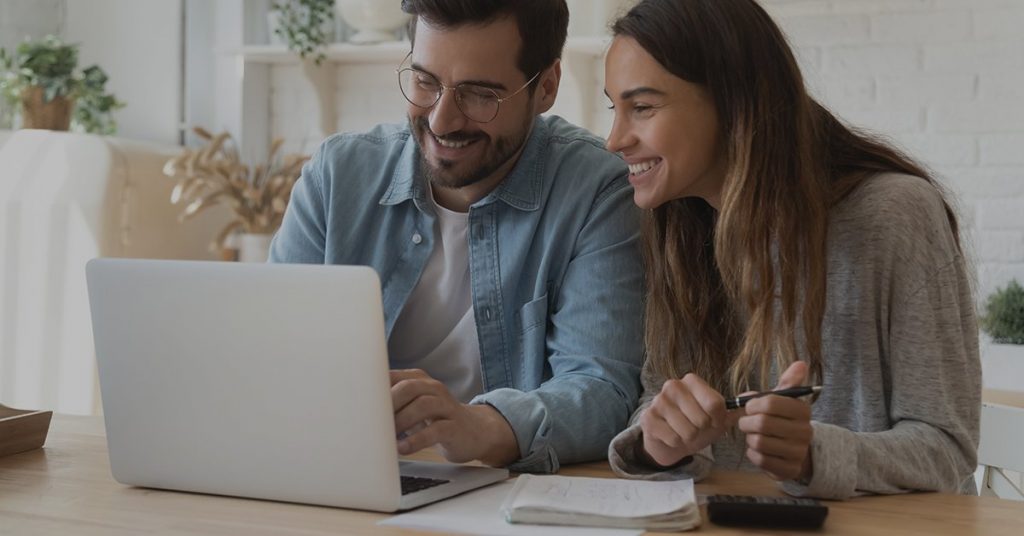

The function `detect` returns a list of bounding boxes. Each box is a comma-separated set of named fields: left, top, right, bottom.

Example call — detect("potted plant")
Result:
left=271, top=0, right=336, bottom=65
left=0, top=35, right=124, bottom=134
left=980, top=279, right=1024, bottom=392
left=162, top=127, right=310, bottom=262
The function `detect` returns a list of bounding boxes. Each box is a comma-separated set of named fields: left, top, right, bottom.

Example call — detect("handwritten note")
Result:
left=505, top=474, right=696, bottom=518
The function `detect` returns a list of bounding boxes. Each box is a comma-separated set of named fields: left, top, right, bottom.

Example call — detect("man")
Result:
left=269, top=0, right=643, bottom=474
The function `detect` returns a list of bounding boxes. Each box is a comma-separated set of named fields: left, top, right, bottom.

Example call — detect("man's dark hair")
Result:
left=401, top=0, right=569, bottom=84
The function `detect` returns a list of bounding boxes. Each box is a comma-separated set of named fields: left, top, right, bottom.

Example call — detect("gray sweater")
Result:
left=608, top=173, right=981, bottom=500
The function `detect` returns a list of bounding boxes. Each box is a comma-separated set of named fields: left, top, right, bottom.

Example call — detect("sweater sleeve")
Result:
left=782, top=254, right=980, bottom=499
left=607, top=355, right=714, bottom=481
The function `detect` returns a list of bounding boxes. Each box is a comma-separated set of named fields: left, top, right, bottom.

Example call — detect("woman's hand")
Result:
left=639, top=373, right=737, bottom=467
left=738, top=361, right=814, bottom=481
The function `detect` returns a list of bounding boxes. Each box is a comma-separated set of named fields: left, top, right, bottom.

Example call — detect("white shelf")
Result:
left=235, top=41, right=410, bottom=64
left=233, top=36, right=609, bottom=64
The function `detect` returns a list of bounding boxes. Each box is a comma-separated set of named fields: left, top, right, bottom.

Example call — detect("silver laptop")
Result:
left=86, top=258, right=508, bottom=512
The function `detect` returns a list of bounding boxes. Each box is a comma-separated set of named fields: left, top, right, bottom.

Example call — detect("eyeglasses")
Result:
left=396, top=53, right=540, bottom=123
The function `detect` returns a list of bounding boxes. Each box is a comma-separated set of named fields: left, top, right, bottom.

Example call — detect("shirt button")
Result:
left=412, top=232, right=422, bottom=244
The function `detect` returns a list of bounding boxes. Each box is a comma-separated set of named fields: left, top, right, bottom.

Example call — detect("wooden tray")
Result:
left=0, top=404, right=52, bottom=458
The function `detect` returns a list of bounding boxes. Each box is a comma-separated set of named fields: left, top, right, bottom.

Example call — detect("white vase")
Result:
left=336, top=0, right=412, bottom=44
left=237, top=233, right=274, bottom=263
left=981, top=341, right=1024, bottom=392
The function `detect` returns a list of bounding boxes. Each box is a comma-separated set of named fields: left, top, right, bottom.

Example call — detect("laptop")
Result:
left=85, top=258, right=508, bottom=512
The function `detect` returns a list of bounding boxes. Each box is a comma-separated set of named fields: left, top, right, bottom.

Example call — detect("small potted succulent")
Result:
left=980, top=279, right=1024, bottom=391
left=0, top=35, right=123, bottom=134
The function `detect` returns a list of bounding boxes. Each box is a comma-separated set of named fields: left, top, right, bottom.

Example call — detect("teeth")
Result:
left=628, top=159, right=660, bottom=175
left=435, top=136, right=471, bottom=149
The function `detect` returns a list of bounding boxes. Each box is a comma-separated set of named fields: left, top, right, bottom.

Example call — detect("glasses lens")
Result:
left=398, top=69, right=441, bottom=108
left=455, top=85, right=500, bottom=123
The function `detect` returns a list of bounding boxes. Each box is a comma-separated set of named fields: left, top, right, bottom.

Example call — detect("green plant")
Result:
left=0, top=35, right=124, bottom=135
left=272, top=0, right=335, bottom=65
left=981, top=279, right=1024, bottom=345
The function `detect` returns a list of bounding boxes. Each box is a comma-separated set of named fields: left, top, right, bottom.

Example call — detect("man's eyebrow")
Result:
left=410, top=62, right=508, bottom=92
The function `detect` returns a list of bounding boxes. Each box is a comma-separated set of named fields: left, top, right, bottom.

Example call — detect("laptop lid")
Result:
left=86, top=259, right=404, bottom=511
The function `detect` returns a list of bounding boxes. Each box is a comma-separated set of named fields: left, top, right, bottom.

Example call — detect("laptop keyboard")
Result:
left=401, top=475, right=450, bottom=495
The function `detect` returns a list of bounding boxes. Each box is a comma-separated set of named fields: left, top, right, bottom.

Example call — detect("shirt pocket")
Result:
left=518, top=293, right=549, bottom=361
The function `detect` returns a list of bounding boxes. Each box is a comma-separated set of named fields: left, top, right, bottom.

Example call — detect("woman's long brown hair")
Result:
left=613, top=0, right=961, bottom=393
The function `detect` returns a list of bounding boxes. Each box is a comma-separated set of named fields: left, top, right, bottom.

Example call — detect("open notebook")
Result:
left=500, top=475, right=701, bottom=531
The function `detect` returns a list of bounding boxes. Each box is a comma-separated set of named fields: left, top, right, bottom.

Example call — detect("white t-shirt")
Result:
left=387, top=191, right=483, bottom=403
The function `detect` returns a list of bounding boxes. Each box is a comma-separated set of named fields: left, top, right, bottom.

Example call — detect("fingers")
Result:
left=641, top=405, right=694, bottom=449
left=739, top=402, right=814, bottom=482
left=391, top=372, right=459, bottom=441
left=743, top=393, right=812, bottom=421
left=744, top=433, right=808, bottom=461
left=397, top=419, right=453, bottom=456
left=638, top=374, right=731, bottom=468
left=394, top=394, right=449, bottom=434
left=390, top=368, right=429, bottom=386
left=744, top=447, right=804, bottom=481
left=680, top=374, right=729, bottom=429
left=391, top=374, right=447, bottom=413
left=737, top=411, right=812, bottom=441
left=774, top=360, right=809, bottom=390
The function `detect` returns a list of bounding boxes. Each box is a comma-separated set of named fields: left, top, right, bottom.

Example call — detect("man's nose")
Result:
left=428, top=89, right=468, bottom=137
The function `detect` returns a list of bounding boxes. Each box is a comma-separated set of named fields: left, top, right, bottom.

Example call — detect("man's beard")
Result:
left=410, top=115, right=532, bottom=191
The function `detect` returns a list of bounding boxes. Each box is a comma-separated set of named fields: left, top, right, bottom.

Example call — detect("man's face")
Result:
left=407, top=17, right=538, bottom=191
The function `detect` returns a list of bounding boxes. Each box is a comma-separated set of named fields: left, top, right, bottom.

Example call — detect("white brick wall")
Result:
left=265, top=0, right=1024, bottom=309
left=762, top=0, right=1024, bottom=306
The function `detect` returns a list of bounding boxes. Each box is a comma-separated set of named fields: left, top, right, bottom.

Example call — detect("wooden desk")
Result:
left=984, top=389, right=1024, bottom=409
left=2, top=415, right=1023, bottom=535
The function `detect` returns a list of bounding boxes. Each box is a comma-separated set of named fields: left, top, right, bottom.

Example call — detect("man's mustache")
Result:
left=413, top=117, right=487, bottom=143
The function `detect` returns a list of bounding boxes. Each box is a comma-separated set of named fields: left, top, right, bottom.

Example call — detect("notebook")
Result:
left=500, top=474, right=701, bottom=531
left=86, top=258, right=508, bottom=512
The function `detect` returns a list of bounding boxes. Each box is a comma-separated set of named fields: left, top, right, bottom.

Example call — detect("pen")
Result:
left=725, top=385, right=823, bottom=410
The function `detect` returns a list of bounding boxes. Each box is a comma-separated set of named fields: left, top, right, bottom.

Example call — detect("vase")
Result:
left=20, top=86, right=74, bottom=131
left=237, top=233, right=274, bottom=263
left=336, top=0, right=412, bottom=44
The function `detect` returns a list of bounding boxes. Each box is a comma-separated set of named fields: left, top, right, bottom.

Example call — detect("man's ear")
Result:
left=532, top=59, right=561, bottom=115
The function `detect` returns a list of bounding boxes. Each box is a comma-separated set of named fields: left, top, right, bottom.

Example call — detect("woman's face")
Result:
left=604, top=36, right=725, bottom=210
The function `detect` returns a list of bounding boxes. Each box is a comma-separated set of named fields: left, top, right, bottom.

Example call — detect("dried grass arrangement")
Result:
left=162, top=127, right=309, bottom=251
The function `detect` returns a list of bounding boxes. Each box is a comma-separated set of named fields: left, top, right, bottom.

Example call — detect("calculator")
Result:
left=706, top=494, right=829, bottom=529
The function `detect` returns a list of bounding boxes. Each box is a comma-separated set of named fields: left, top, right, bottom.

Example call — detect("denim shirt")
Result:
left=268, top=115, right=644, bottom=473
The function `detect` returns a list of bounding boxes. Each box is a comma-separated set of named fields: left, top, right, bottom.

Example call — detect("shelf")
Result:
left=232, top=36, right=610, bottom=65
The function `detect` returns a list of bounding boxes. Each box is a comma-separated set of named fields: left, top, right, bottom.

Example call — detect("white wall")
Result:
left=761, top=0, right=1024, bottom=305
left=63, top=0, right=183, bottom=145
left=0, top=0, right=182, bottom=144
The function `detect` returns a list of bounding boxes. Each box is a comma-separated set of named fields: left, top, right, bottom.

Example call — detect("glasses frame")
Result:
left=396, top=52, right=541, bottom=123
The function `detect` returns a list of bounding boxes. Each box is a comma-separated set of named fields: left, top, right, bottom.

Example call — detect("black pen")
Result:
left=725, top=385, right=823, bottom=410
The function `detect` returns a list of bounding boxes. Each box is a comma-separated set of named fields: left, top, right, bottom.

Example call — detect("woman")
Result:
left=603, top=0, right=980, bottom=500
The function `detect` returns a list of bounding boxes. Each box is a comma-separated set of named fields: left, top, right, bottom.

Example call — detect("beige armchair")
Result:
left=0, top=130, right=232, bottom=415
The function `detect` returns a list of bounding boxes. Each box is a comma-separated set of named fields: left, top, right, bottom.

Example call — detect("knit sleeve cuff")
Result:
left=780, top=421, right=858, bottom=499
left=607, top=423, right=713, bottom=481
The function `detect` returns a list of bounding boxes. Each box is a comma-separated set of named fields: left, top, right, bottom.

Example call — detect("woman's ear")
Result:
left=532, top=59, right=561, bottom=115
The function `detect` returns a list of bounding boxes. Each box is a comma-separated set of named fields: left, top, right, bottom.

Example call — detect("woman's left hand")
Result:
left=737, top=361, right=814, bottom=482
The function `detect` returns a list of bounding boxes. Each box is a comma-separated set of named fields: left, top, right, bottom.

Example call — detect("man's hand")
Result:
left=639, top=373, right=739, bottom=467
left=738, top=361, right=814, bottom=482
left=390, top=369, right=519, bottom=467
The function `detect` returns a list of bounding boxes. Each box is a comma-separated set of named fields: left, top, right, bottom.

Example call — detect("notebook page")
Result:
left=507, top=475, right=696, bottom=518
